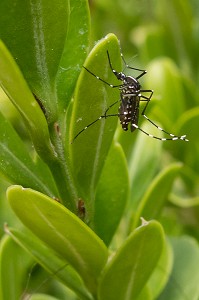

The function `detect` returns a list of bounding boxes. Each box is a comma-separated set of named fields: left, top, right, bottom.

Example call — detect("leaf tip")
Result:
left=140, top=217, right=149, bottom=226
left=6, top=184, right=25, bottom=205
left=3, top=223, right=9, bottom=235
left=6, top=184, right=22, bottom=195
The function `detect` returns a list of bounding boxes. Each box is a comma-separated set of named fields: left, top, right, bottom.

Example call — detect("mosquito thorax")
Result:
left=124, top=76, right=140, bottom=90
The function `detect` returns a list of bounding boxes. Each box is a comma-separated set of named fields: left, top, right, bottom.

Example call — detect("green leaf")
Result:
left=0, top=235, right=32, bottom=300
left=56, top=0, right=90, bottom=109
left=98, top=220, right=164, bottom=300
left=94, top=142, right=129, bottom=245
left=135, top=287, right=152, bottom=300
left=133, top=163, right=182, bottom=228
left=147, top=239, right=173, bottom=299
left=0, top=41, right=55, bottom=162
left=0, top=110, right=57, bottom=197
left=70, top=33, right=122, bottom=205
left=128, top=121, right=162, bottom=209
left=0, top=0, right=69, bottom=121
left=0, top=40, right=78, bottom=209
left=6, top=226, right=93, bottom=300
left=7, top=186, right=108, bottom=294
left=0, top=0, right=90, bottom=119
left=159, top=236, right=199, bottom=300
left=29, top=295, right=59, bottom=300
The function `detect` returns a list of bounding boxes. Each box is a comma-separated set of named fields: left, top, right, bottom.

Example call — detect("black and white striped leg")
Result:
left=71, top=110, right=188, bottom=143
left=141, top=115, right=188, bottom=141
left=83, top=66, right=123, bottom=89
left=131, top=124, right=188, bottom=141
left=140, top=90, right=153, bottom=101
left=104, top=100, right=120, bottom=118
left=71, top=113, right=119, bottom=143
left=120, top=52, right=147, bottom=80
left=140, top=93, right=188, bottom=141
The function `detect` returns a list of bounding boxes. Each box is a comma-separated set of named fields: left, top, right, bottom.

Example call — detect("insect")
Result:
left=72, top=50, right=188, bottom=143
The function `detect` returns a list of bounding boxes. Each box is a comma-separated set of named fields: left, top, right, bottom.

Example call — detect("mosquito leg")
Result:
left=140, top=89, right=153, bottom=114
left=107, top=50, right=147, bottom=80
left=71, top=113, right=119, bottom=143
left=140, top=92, right=188, bottom=140
left=104, top=100, right=120, bottom=118
left=83, top=66, right=122, bottom=88
left=120, top=52, right=147, bottom=79
left=131, top=124, right=188, bottom=141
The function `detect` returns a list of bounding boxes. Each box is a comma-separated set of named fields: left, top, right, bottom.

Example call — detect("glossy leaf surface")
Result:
left=0, top=0, right=90, bottom=120
left=98, top=220, right=164, bottom=300
left=0, top=235, right=32, bottom=300
left=56, top=0, right=90, bottom=109
left=0, top=110, right=57, bottom=197
left=128, top=121, right=162, bottom=210
left=147, top=239, right=173, bottom=299
left=0, top=0, right=68, bottom=121
left=94, top=142, right=129, bottom=245
left=7, top=186, right=108, bottom=294
left=0, top=41, right=55, bottom=161
left=6, top=226, right=93, bottom=300
left=70, top=33, right=122, bottom=216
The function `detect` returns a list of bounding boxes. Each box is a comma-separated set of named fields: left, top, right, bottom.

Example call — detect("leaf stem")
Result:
left=46, top=117, right=78, bottom=212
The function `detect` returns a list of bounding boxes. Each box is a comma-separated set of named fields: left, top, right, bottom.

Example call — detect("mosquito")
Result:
left=71, top=51, right=188, bottom=143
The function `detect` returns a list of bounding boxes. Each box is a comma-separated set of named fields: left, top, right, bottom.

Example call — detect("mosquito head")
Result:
left=114, top=71, right=126, bottom=81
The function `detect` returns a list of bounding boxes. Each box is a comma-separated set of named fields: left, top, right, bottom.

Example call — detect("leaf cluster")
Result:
left=0, top=1, right=199, bottom=300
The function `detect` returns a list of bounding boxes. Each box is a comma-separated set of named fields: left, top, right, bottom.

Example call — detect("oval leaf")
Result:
left=128, top=121, right=163, bottom=210
left=0, top=41, right=55, bottom=161
left=7, top=186, right=108, bottom=294
left=0, top=110, right=57, bottom=197
left=0, top=235, right=32, bottom=300
left=98, top=220, right=164, bottom=300
left=147, top=239, right=173, bottom=299
left=6, top=226, right=93, bottom=300
left=70, top=33, right=122, bottom=204
left=56, top=0, right=90, bottom=109
left=94, top=142, right=129, bottom=245
left=0, top=0, right=69, bottom=121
